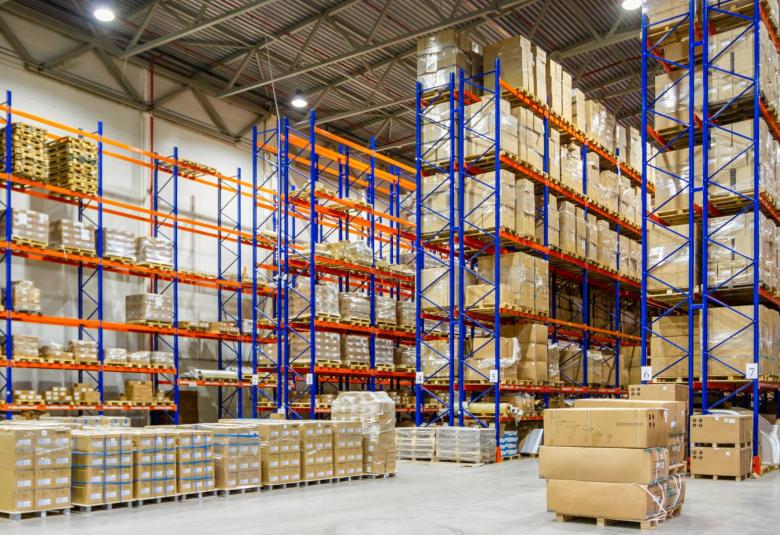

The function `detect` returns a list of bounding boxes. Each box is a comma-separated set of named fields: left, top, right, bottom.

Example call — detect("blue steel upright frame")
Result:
left=216, top=169, right=243, bottom=418
left=1, top=91, right=13, bottom=419
left=701, top=0, right=768, bottom=468
left=415, top=73, right=457, bottom=427
left=458, top=59, right=503, bottom=444
left=252, top=121, right=283, bottom=416
left=640, top=0, right=698, bottom=418
left=152, top=149, right=180, bottom=423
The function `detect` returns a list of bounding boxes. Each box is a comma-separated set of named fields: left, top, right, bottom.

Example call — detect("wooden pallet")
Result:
left=103, top=254, right=135, bottom=265
left=0, top=507, right=71, bottom=520
left=376, top=322, right=397, bottom=330
left=394, top=365, right=415, bottom=373
left=553, top=505, right=681, bottom=530
left=340, top=318, right=370, bottom=326
left=53, top=245, right=97, bottom=257
left=346, top=362, right=369, bottom=370
left=136, top=261, right=173, bottom=272
left=11, top=236, right=47, bottom=249
left=127, top=320, right=174, bottom=328
left=690, top=473, right=750, bottom=481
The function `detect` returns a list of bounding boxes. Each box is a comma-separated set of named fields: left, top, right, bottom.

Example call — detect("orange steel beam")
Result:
left=315, top=127, right=415, bottom=175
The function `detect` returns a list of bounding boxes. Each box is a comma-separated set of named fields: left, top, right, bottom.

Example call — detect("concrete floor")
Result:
left=3, top=460, right=779, bottom=534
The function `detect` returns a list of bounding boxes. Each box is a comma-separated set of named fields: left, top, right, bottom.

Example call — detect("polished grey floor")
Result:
left=3, top=460, right=778, bottom=534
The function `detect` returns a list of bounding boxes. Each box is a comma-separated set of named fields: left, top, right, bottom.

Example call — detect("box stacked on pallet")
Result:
left=435, top=427, right=495, bottom=463
left=135, top=236, right=173, bottom=268
left=125, top=293, right=173, bottom=324
left=0, top=425, right=71, bottom=515
left=338, top=292, right=369, bottom=323
left=416, top=29, right=475, bottom=91
left=5, top=280, right=41, bottom=313
left=0, top=209, right=49, bottom=247
left=375, top=338, right=395, bottom=369
left=541, top=407, right=685, bottom=527
left=49, top=220, right=96, bottom=255
left=289, top=331, right=341, bottom=366
left=396, top=301, right=415, bottom=331
left=299, top=421, right=334, bottom=481
left=499, top=430, right=519, bottom=459
left=197, top=423, right=261, bottom=490
left=341, top=334, right=370, bottom=367
left=67, top=340, right=97, bottom=364
left=468, top=251, right=549, bottom=315
left=332, top=421, right=363, bottom=477
left=0, top=123, right=48, bottom=182
left=46, top=136, right=97, bottom=195
left=395, top=427, right=436, bottom=461
left=129, top=428, right=177, bottom=500
left=375, top=295, right=396, bottom=327
left=393, top=345, right=415, bottom=371
left=690, top=414, right=753, bottom=480
left=102, top=227, right=136, bottom=263
left=289, top=278, right=340, bottom=321
left=332, top=391, right=397, bottom=475
left=71, top=429, right=133, bottom=507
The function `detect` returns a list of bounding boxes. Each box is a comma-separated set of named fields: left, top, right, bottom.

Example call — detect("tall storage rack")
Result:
left=641, top=0, right=780, bottom=471
left=0, top=91, right=271, bottom=421
left=255, top=111, right=417, bottom=419
left=415, top=60, right=644, bottom=454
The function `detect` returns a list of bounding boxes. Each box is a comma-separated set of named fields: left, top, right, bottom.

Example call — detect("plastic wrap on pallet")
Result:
left=395, top=427, right=436, bottom=460
left=375, top=295, right=396, bottom=326
left=49, top=219, right=96, bottom=253
left=341, top=334, right=370, bottom=364
left=419, top=104, right=454, bottom=165
left=0, top=123, right=49, bottom=182
left=464, top=336, right=522, bottom=382
left=125, top=293, right=173, bottom=323
left=707, top=212, right=773, bottom=290
left=393, top=345, right=415, bottom=368
left=395, top=301, right=415, bottom=329
left=422, top=339, right=454, bottom=379
left=435, top=427, right=495, bottom=463
left=67, top=340, right=97, bottom=362
left=597, top=170, right=619, bottom=214
left=165, top=427, right=215, bottom=494
left=571, top=88, right=587, bottom=133
left=618, top=175, right=638, bottom=226
left=464, top=99, right=518, bottom=157
left=547, top=342, right=561, bottom=383
left=515, top=177, right=535, bottom=237
left=375, top=338, right=395, bottom=367
left=536, top=195, right=559, bottom=249
left=417, top=29, right=474, bottom=90
left=332, top=391, right=396, bottom=475
left=40, top=341, right=65, bottom=360
left=194, top=422, right=262, bottom=489
left=103, top=347, right=127, bottom=366
left=647, top=224, right=696, bottom=292
left=476, top=251, right=535, bottom=310
left=289, top=331, right=341, bottom=364
left=703, top=304, right=777, bottom=379
left=151, top=351, right=174, bottom=368
left=289, top=278, right=340, bottom=321
left=2, top=334, right=39, bottom=359
left=584, top=100, right=610, bottom=149
left=597, top=220, right=618, bottom=270
left=484, top=35, right=534, bottom=93
left=558, top=201, right=576, bottom=256
left=463, top=172, right=515, bottom=231
left=126, top=428, right=177, bottom=499
left=0, top=209, right=49, bottom=245
left=6, top=279, right=41, bottom=313
left=513, top=106, right=545, bottom=171
left=102, top=227, right=136, bottom=262
left=71, top=428, right=133, bottom=506
left=339, top=292, right=370, bottom=322
left=134, top=236, right=173, bottom=267
left=560, top=143, right=583, bottom=194
left=127, top=351, right=151, bottom=367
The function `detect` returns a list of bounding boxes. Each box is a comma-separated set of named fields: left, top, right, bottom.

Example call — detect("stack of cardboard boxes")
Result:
left=540, top=406, right=685, bottom=527
left=300, top=421, right=334, bottom=481
left=49, top=219, right=96, bottom=254
left=71, top=428, right=133, bottom=507
left=125, top=293, right=173, bottom=324
left=332, top=420, right=364, bottom=477
left=0, top=209, right=49, bottom=246
left=0, top=425, right=71, bottom=515
left=332, top=391, right=397, bottom=476
left=102, top=227, right=136, bottom=263
left=691, top=414, right=753, bottom=480
left=129, top=428, right=177, bottom=500
left=168, top=427, right=215, bottom=495
left=199, top=423, right=262, bottom=490
left=135, top=236, right=173, bottom=268
left=6, top=280, right=41, bottom=313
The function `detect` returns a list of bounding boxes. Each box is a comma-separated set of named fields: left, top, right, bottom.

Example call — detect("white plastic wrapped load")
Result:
left=339, top=292, right=370, bottom=323
left=375, top=295, right=396, bottom=327
left=435, top=427, right=496, bottom=463
left=396, top=427, right=436, bottom=460
left=135, top=236, right=173, bottom=268
left=396, top=301, right=415, bottom=330
left=49, top=219, right=96, bottom=253
left=102, top=227, right=136, bottom=262
left=341, top=334, right=370, bottom=365
left=331, top=391, right=396, bottom=475
left=125, top=293, right=173, bottom=324
left=289, top=331, right=341, bottom=364
left=394, top=345, right=415, bottom=369
left=375, top=338, right=395, bottom=368
left=289, top=278, right=340, bottom=321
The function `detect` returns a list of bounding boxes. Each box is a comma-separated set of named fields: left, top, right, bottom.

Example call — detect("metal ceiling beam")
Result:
left=555, top=29, right=638, bottom=60
left=220, top=0, right=536, bottom=98
left=121, top=0, right=280, bottom=58
left=125, top=0, right=164, bottom=52
left=40, top=43, right=94, bottom=69
left=194, top=87, right=233, bottom=136
left=314, top=97, right=415, bottom=126
left=95, top=47, right=143, bottom=103
left=0, top=13, right=33, bottom=64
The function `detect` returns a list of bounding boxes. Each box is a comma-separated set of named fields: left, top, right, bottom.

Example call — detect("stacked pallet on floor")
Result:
left=690, top=414, right=753, bottom=481
left=540, top=406, right=685, bottom=529
left=332, top=391, right=397, bottom=476
left=395, top=427, right=436, bottom=461
left=434, top=427, right=495, bottom=464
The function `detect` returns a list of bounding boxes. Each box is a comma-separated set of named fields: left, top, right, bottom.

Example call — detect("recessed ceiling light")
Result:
left=290, top=90, right=308, bottom=109
left=621, top=0, right=642, bottom=10
left=93, top=6, right=116, bottom=22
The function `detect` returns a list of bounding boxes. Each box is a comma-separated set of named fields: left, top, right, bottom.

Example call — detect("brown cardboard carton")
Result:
left=547, top=480, right=664, bottom=521
left=691, top=446, right=752, bottom=477
left=628, top=383, right=688, bottom=402
left=543, top=408, right=668, bottom=448
left=573, top=398, right=686, bottom=436
left=539, top=446, right=669, bottom=484
left=0, top=427, right=35, bottom=452
left=0, top=489, right=34, bottom=512
left=690, top=414, right=752, bottom=444
left=0, top=469, right=34, bottom=492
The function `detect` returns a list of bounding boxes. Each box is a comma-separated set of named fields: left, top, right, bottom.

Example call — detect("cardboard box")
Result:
left=690, top=414, right=752, bottom=445
left=546, top=480, right=665, bottom=521
left=573, top=398, right=687, bottom=436
left=690, top=446, right=752, bottom=477
left=628, top=383, right=688, bottom=402
left=543, top=408, right=668, bottom=448
left=539, top=446, right=669, bottom=484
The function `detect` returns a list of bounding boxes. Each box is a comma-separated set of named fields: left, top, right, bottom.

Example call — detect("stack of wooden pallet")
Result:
left=0, top=122, right=48, bottom=182
left=46, top=136, right=97, bottom=195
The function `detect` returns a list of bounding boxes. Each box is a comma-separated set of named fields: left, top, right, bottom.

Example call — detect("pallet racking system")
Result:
left=0, top=90, right=274, bottom=420
left=414, top=60, right=642, bottom=457
left=641, top=0, right=780, bottom=472
left=253, top=112, right=418, bottom=419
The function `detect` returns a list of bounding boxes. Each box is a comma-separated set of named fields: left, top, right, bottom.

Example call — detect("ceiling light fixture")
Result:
left=93, top=6, right=116, bottom=22
left=290, top=91, right=308, bottom=109
left=621, top=0, right=642, bottom=10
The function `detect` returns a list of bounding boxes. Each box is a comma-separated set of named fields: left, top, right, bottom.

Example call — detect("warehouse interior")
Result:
left=0, top=0, right=779, bottom=532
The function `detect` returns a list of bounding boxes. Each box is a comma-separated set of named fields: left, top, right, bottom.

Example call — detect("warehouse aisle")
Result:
left=2, top=460, right=778, bottom=534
